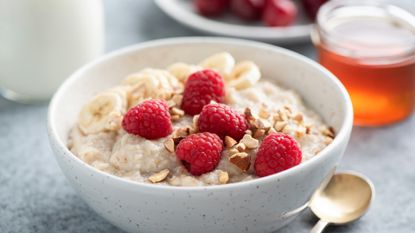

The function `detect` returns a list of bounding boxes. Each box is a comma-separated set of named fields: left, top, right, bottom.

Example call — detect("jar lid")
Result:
left=314, top=0, right=415, bottom=65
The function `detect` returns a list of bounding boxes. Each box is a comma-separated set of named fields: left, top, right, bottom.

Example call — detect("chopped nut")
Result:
left=148, top=169, right=170, bottom=183
left=277, top=109, right=288, bottom=121
left=173, top=136, right=185, bottom=145
left=253, top=129, right=266, bottom=139
left=273, top=112, right=282, bottom=122
left=234, top=143, right=246, bottom=152
left=259, top=106, right=270, bottom=119
left=170, top=107, right=185, bottom=116
left=267, top=127, right=277, bottom=134
left=305, top=126, right=311, bottom=134
left=224, top=136, right=238, bottom=148
left=282, top=125, right=293, bottom=134
left=171, top=94, right=183, bottom=106
left=295, top=126, right=306, bottom=138
left=244, top=107, right=253, bottom=119
left=274, top=121, right=288, bottom=132
left=175, top=127, right=191, bottom=137
left=293, top=113, right=303, bottom=122
left=218, top=170, right=229, bottom=184
left=283, top=105, right=293, bottom=114
left=229, top=152, right=251, bottom=171
left=171, top=115, right=181, bottom=121
left=240, top=134, right=259, bottom=149
left=164, top=138, right=175, bottom=152
left=324, top=136, right=334, bottom=144
left=167, top=100, right=176, bottom=108
left=321, top=126, right=335, bottom=138
left=192, top=115, right=199, bottom=132
left=245, top=129, right=253, bottom=135
left=228, top=148, right=240, bottom=155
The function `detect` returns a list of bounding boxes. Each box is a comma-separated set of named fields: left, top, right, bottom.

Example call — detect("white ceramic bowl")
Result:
left=48, top=37, right=353, bottom=233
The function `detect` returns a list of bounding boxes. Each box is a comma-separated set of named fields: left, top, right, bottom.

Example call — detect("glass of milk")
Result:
left=0, top=0, right=104, bottom=102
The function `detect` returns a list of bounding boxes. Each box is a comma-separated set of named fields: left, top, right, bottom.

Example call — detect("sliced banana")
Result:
left=227, top=61, right=261, bottom=90
left=199, top=52, right=235, bottom=77
left=122, top=68, right=183, bottom=108
left=78, top=88, right=127, bottom=134
left=167, top=63, right=202, bottom=82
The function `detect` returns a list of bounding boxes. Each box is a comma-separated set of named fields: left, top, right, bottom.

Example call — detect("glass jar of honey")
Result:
left=312, top=0, right=415, bottom=126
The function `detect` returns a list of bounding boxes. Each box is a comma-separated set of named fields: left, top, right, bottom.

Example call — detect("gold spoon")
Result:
left=309, top=171, right=375, bottom=233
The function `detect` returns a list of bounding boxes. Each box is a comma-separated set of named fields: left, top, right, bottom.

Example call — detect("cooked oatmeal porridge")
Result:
left=68, top=52, right=335, bottom=186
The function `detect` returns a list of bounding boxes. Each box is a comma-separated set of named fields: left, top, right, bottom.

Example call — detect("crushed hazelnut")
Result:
left=274, top=121, right=288, bottom=132
left=229, top=152, right=251, bottom=171
left=173, top=136, right=185, bottom=145
left=244, top=107, right=253, bottom=119
left=170, top=107, right=185, bottom=116
left=321, top=126, right=335, bottom=138
left=282, top=124, right=293, bottom=134
left=228, top=148, right=240, bottom=155
left=192, top=115, right=199, bottom=132
left=240, top=134, right=259, bottom=149
left=293, top=113, right=303, bottom=122
left=224, top=136, right=238, bottom=148
left=164, top=138, right=175, bottom=152
left=235, top=143, right=247, bottom=152
left=171, top=115, right=181, bottom=122
left=148, top=169, right=170, bottom=183
left=267, top=127, right=277, bottom=134
left=171, top=94, right=183, bottom=106
left=175, top=127, right=191, bottom=137
left=218, top=170, right=229, bottom=184
left=259, top=106, right=270, bottom=119
left=253, top=129, right=266, bottom=139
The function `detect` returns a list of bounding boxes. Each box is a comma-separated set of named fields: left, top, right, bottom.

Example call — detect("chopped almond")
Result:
left=148, top=169, right=170, bottom=183
left=164, top=138, right=175, bottom=152
left=224, top=136, right=238, bottom=148
left=229, top=152, right=251, bottom=171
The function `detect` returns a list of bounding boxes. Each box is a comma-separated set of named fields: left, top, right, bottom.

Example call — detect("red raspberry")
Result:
left=122, top=99, right=172, bottom=139
left=230, top=0, right=265, bottom=21
left=194, top=0, right=229, bottom=17
left=254, top=133, right=302, bottom=177
left=262, top=0, right=297, bottom=27
left=181, top=70, right=225, bottom=116
left=176, top=132, right=224, bottom=176
left=198, top=103, right=248, bottom=141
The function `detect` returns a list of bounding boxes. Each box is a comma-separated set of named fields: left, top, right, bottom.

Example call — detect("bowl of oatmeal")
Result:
left=48, top=37, right=353, bottom=233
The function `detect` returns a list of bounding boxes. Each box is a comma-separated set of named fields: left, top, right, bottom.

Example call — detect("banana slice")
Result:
left=122, top=69, right=183, bottom=108
left=199, top=52, right=235, bottom=77
left=167, top=63, right=202, bottom=82
left=78, top=88, right=127, bottom=134
left=228, top=61, right=261, bottom=90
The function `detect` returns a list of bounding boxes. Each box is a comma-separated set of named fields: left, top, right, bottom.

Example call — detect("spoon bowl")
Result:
left=310, top=171, right=375, bottom=232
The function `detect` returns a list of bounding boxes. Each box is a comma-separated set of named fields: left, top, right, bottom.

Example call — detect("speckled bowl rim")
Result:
left=48, top=37, right=353, bottom=192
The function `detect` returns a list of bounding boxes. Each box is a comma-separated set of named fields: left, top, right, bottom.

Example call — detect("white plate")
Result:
left=155, top=0, right=313, bottom=43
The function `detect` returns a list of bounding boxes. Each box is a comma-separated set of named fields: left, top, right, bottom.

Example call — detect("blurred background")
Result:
left=1, top=0, right=414, bottom=232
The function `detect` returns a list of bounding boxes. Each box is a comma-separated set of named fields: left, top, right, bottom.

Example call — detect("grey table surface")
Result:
left=1, top=0, right=414, bottom=232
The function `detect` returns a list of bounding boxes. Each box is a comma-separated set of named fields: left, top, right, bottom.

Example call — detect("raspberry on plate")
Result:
left=262, top=0, right=297, bottom=27
left=122, top=99, right=173, bottom=140
left=254, top=133, right=302, bottom=177
left=198, top=103, right=248, bottom=141
left=194, top=0, right=229, bottom=17
left=230, top=0, right=265, bottom=21
left=176, top=132, right=224, bottom=176
left=181, top=69, right=225, bottom=116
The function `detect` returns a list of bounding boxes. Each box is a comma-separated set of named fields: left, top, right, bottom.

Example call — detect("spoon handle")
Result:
left=310, top=220, right=329, bottom=233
